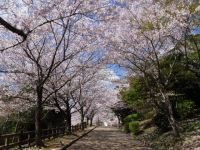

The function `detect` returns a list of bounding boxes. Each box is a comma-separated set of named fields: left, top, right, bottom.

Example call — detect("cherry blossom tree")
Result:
left=46, top=48, right=106, bottom=132
left=105, top=0, right=199, bottom=136
left=0, top=0, right=111, bottom=51
left=0, top=0, right=111, bottom=146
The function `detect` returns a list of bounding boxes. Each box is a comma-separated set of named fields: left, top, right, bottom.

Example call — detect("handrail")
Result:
left=0, top=122, right=87, bottom=150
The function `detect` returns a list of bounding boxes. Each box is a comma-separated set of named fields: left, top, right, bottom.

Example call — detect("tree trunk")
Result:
left=80, top=108, right=84, bottom=131
left=81, top=116, right=84, bottom=130
left=86, top=117, right=89, bottom=126
left=54, top=96, right=72, bottom=134
left=65, top=101, right=71, bottom=133
left=117, top=116, right=121, bottom=128
left=90, top=117, right=93, bottom=126
left=35, top=88, right=44, bottom=147
left=165, top=96, right=180, bottom=137
left=167, top=101, right=180, bottom=137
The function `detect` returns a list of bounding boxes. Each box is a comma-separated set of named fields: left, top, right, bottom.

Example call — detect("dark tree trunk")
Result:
left=90, top=117, right=93, bottom=126
left=65, top=100, right=71, bottom=133
left=80, top=108, right=84, bottom=131
left=86, top=117, right=89, bottom=126
left=54, top=96, right=72, bottom=134
left=35, top=88, right=44, bottom=147
left=81, top=116, right=84, bottom=130
left=66, top=113, right=71, bottom=133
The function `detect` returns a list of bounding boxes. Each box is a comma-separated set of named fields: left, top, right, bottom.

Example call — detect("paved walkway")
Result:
left=67, top=127, right=153, bottom=150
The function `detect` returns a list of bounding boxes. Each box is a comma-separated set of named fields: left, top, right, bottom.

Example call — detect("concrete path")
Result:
left=67, top=127, right=153, bottom=150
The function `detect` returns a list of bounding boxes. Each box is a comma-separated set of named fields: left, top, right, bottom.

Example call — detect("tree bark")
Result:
left=90, top=117, right=93, bottom=126
left=162, top=93, right=180, bottom=137
left=80, top=108, right=84, bottom=131
left=117, top=116, right=121, bottom=128
left=54, top=96, right=72, bottom=133
left=167, top=100, right=180, bottom=137
left=86, top=117, right=89, bottom=126
left=35, top=88, right=44, bottom=147
left=65, top=100, right=71, bottom=133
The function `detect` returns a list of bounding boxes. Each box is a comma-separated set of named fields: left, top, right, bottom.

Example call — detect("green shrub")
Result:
left=186, top=122, right=200, bottom=132
left=129, top=121, right=140, bottom=135
left=123, top=113, right=140, bottom=133
left=153, top=113, right=170, bottom=132
left=123, top=113, right=139, bottom=123
left=176, top=100, right=195, bottom=119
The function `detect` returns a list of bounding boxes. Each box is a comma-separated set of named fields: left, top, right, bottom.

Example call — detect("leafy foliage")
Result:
left=123, top=113, right=140, bottom=133
left=123, top=114, right=140, bottom=123
left=119, top=77, right=153, bottom=117
left=0, top=109, right=66, bottom=134
left=176, top=100, right=195, bottom=120
left=129, top=121, right=140, bottom=135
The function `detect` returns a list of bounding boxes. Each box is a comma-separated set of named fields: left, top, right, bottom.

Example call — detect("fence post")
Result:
left=19, top=130, right=23, bottom=150
left=55, top=128, right=57, bottom=137
left=5, top=137, right=9, bottom=150
left=71, top=126, right=73, bottom=132
left=56, top=128, right=58, bottom=137
left=53, top=128, right=55, bottom=138
left=48, top=129, right=51, bottom=139
left=63, top=127, right=65, bottom=135
left=76, top=124, right=78, bottom=131
left=84, top=122, right=85, bottom=129
left=79, top=124, right=81, bottom=130
left=28, top=133, right=31, bottom=146
left=53, top=128, right=56, bottom=138
left=51, top=128, right=53, bottom=138
left=58, top=128, right=60, bottom=136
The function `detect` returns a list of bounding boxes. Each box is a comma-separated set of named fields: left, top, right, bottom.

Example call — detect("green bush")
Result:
left=123, top=114, right=139, bottom=133
left=153, top=113, right=170, bottom=132
left=129, top=121, right=140, bottom=135
left=176, top=100, right=195, bottom=119
left=123, top=113, right=139, bottom=123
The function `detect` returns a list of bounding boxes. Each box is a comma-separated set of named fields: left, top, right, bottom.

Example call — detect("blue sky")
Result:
left=109, top=0, right=126, bottom=7
left=192, top=27, right=200, bottom=35
left=106, top=64, right=126, bottom=78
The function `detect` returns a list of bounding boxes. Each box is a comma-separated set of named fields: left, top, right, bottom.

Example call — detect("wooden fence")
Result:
left=0, top=122, right=87, bottom=150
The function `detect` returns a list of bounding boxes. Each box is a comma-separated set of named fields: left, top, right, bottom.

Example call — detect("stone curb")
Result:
left=60, top=126, right=97, bottom=150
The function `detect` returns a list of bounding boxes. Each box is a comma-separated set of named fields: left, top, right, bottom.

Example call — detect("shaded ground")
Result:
left=135, top=117, right=200, bottom=150
left=67, top=127, right=152, bottom=150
